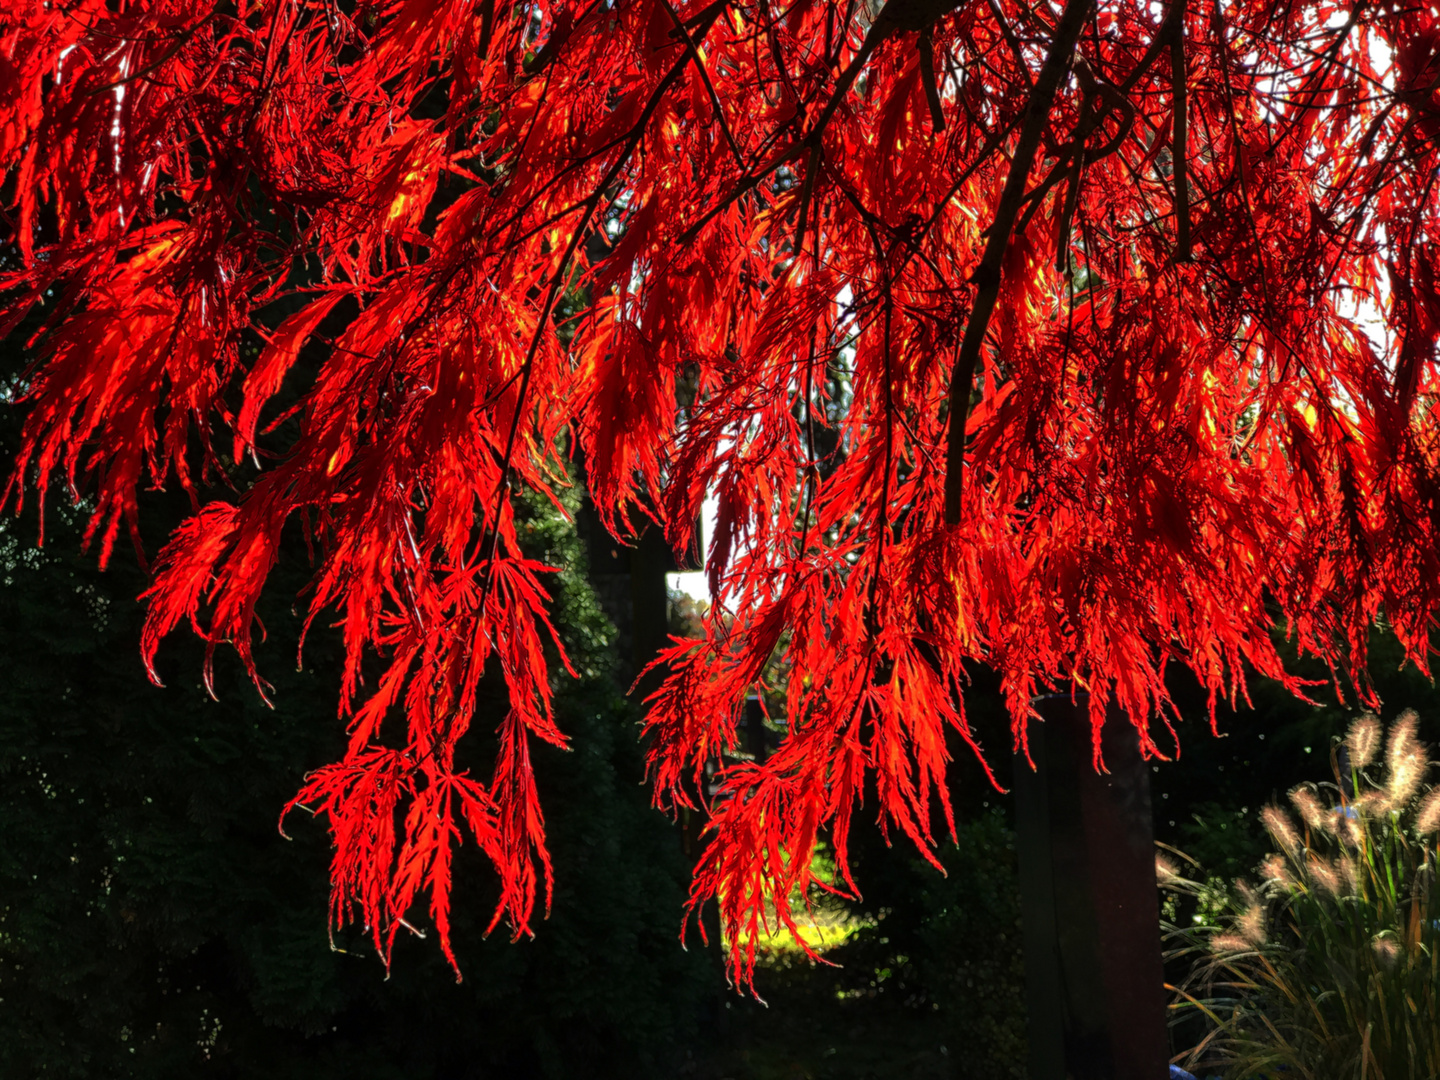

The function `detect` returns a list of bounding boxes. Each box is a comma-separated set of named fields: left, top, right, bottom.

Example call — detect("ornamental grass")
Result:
left=1161, top=711, right=1440, bottom=1080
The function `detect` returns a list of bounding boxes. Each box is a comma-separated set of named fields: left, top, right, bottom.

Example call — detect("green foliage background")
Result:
left=0, top=454, right=715, bottom=1078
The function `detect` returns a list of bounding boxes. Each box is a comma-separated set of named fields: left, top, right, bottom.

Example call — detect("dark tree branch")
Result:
left=1170, top=0, right=1191, bottom=261
left=919, top=27, right=946, bottom=132
left=1115, top=0, right=1183, bottom=94
left=806, top=0, right=963, bottom=146
left=942, top=0, right=1093, bottom=526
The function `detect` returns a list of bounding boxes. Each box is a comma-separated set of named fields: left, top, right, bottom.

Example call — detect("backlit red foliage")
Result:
left=3, top=0, right=1438, bottom=985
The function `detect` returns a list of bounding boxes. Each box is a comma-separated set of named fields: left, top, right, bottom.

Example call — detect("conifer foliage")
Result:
left=3, top=0, right=1438, bottom=984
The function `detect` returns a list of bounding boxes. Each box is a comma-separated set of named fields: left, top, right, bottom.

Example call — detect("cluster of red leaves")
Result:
left=3, top=0, right=1438, bottom=986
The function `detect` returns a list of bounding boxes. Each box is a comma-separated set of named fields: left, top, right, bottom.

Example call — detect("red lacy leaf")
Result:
left=5, top=0, right=1439, bottom=990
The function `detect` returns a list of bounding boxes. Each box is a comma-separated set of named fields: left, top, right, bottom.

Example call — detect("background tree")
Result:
left=3, top=0, right=1438, bottom=985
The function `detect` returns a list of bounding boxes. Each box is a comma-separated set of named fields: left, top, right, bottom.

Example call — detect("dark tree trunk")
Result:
left=1014, top=694, right=1169, bottom=1080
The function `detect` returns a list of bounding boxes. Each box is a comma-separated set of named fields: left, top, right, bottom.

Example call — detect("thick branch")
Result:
left=942, top=0, right=1093, bottom=526
left=919, top=27, right=946, bottom=132
left=1170, top=0, right=1191, bottom=261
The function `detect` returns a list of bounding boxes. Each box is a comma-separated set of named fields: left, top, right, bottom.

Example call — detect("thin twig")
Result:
left=659, top=0, right=748, bottom=170
left=472, top=14, right=729, bottom=620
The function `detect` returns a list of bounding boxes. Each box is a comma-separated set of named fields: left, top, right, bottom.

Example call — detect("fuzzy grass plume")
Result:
left=1162, top=712, right=1440, bottom=1080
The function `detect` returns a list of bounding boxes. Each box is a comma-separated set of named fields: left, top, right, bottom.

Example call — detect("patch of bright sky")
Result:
left=667, top=522, right=714, bottom=604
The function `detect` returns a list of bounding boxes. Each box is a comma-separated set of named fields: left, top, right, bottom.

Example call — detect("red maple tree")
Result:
left=3, top=0, right=1438, bottom=985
